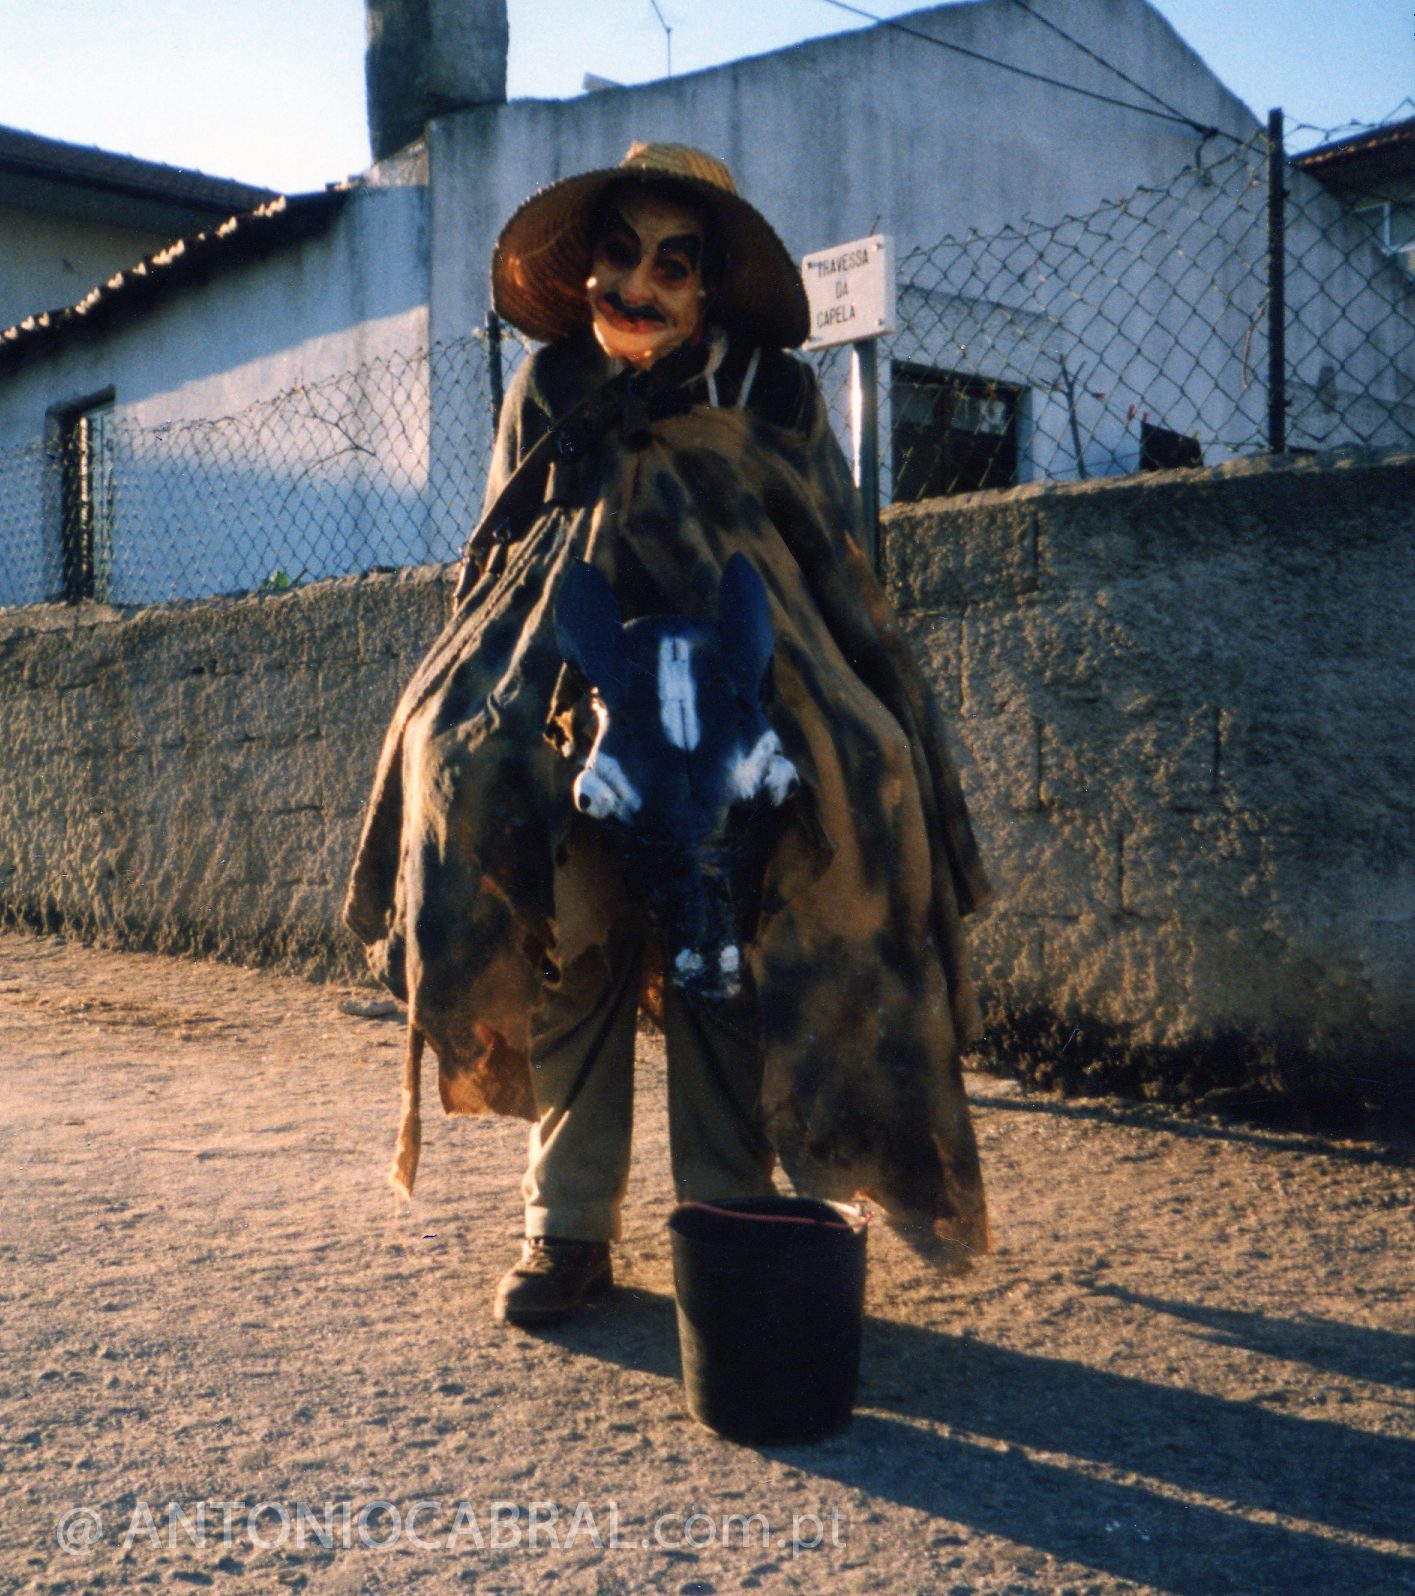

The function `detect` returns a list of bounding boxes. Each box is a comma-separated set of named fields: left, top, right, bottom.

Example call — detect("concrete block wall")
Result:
left=0, top=567, right=452, bottom=976
left=0, top=446, right=1410, bottom=1117
left=884, top=446, right=1414, bottom=1117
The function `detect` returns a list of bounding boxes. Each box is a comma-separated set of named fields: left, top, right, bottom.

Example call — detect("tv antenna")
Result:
left=649, top=1, right=672, bottom=77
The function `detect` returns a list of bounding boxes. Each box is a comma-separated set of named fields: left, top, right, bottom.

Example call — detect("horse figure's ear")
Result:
left=717, top=553, right=774, bottom=699
left=557, top=561, right=628, bottom=704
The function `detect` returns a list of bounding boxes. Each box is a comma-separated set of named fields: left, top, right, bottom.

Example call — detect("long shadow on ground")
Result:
left=969, top=1089, right=1415, bottom=1166
left=1089, top=1285, right=1415, bottom=1390
left=553, top=1290, right=1415, bottom=1595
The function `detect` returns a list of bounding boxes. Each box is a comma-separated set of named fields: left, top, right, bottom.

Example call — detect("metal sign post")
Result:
left=850, top=339, right=880, bottom=566
left=802, top=234, right=896, bottom=573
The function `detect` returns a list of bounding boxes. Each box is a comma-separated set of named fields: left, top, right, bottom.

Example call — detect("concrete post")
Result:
left=365, top=0, right=509, bottom=163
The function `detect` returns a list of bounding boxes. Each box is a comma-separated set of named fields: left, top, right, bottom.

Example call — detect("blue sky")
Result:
left=0, top=1, right=1409, bottom=192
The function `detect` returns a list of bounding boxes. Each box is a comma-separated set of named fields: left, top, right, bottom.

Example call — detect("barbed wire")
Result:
left=0, top=112, right=1409, bottom=610
left=1283, top=97, right=1415, bottom=155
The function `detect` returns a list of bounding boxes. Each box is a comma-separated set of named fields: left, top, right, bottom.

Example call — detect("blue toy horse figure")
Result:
left=555, top=553, right=799, bottom=1005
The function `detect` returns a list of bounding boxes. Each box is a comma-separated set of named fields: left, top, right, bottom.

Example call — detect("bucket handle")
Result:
left=677, top=1200, right=869, bottom=1232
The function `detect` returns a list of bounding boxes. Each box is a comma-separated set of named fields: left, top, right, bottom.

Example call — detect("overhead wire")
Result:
left=813, top=0, right=1224, bottom=141
left=1004, top=0, right=1213, bottom=132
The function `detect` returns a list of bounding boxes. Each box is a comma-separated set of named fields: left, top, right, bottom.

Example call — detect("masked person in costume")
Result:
left=345, top=143, right=994, bottom=1326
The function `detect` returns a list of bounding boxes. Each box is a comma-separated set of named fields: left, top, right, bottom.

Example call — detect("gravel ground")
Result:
left=0, top=930, right=1411, bottom=1596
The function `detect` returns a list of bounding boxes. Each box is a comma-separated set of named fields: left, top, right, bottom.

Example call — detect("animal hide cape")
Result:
left=345, top=330, right=994, bottom=1252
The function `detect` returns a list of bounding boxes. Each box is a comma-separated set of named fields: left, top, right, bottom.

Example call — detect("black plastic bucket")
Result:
left=668, top=1195, right=868, bottom=1444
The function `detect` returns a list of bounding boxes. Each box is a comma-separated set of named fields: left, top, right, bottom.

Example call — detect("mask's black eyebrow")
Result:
left=595, top=207, right=639, bottom=245
left=657, top=234, right=702, bottom=268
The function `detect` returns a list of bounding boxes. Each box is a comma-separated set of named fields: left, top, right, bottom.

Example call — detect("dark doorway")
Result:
left=54, top=391, right=115, bottom=602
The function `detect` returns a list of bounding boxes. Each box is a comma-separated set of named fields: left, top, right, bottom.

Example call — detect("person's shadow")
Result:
left=1089, top=1284, right=1415, bottom=1388
left=550, top=1288, right=1415, bottom=1594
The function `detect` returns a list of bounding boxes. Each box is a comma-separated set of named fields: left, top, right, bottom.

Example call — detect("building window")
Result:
left=55, top=391, right=115, bottom=602
left=891, top=364, right=1022, bottom=500
left=1350, top=198, right=1415, bottom=281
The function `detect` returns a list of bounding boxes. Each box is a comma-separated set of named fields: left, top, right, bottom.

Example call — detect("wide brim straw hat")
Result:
left=492, top=142, right=810, bottom=350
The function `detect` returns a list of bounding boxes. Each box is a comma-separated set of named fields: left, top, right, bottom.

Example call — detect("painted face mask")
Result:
left=586, top=190, right=708, bottom=368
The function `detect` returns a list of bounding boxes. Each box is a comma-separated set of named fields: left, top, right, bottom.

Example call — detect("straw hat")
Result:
left=491, top=142, right=810, bottom=350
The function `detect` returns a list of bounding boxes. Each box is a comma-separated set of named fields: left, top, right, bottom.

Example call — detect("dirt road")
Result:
left=1, top=931, right=1410, bottom=1594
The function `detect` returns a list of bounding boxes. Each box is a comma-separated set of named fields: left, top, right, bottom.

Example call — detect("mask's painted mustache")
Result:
left=601, top=292, right=667, bottom=326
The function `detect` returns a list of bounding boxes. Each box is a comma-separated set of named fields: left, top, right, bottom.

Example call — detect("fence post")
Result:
left=1266, top=107, right=1287, bottom=455
left=486, top=309, right=505, bottom=433
left=850, top=338, right=881, bottom=574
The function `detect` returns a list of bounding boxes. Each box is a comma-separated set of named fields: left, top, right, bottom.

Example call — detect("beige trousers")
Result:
left=522, top=914, right=777, bottom=1242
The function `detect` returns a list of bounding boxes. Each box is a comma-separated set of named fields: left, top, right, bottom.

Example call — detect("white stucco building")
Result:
left=0, top=0, right=1409, bottom=607
left=0, top=125, right=277, bottom=335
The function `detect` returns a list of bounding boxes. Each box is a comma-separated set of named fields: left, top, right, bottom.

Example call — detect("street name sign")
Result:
left=801, top=234, right=896, bottom=349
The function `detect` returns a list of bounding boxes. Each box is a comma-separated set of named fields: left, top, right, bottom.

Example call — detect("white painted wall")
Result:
left=422, top=0, right=1263, bottom=499
left=426, top=0, right=1412, bottom=487
left=426, top=0, right=1259, bottom=353
left=0, top=179, right=429, bottom=606
left=1, top=0, right=1408, bottom=610
left=0, top=206, right=174, bottom=332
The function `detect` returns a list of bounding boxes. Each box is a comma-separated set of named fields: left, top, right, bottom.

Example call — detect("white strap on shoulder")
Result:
left=740, top=347, right=762, bottom=408
left=702, top=328, right=729, bottom=407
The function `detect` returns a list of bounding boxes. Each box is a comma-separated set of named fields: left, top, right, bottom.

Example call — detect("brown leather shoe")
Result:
left=493, top=1237, right=613, bottom=1326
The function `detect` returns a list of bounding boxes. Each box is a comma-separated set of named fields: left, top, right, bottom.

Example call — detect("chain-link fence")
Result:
left=0, top=333, right=530, bottom=608
left=882, top=114, right=1413, bottom=501
left=1, top=110, right=1410, bottom=609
